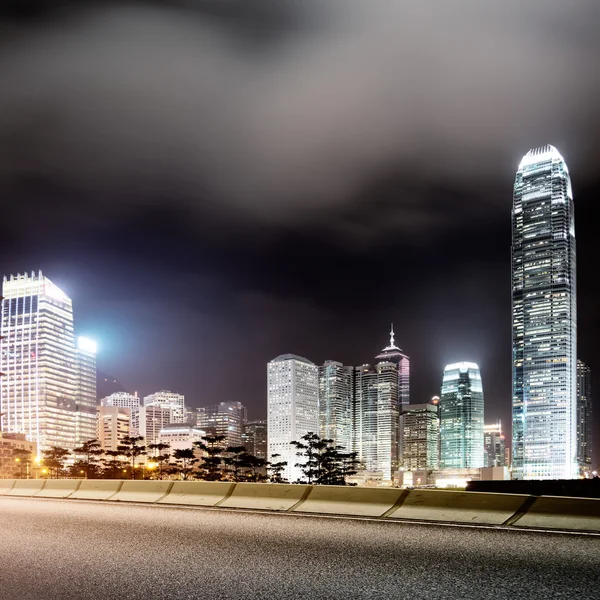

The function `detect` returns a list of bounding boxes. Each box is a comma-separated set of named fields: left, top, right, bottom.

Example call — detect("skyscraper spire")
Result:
left=390, top=323, right=395, bottom=347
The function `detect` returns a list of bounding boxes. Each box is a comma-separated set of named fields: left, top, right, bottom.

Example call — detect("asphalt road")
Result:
left=0, top=498, right=599, bottom=600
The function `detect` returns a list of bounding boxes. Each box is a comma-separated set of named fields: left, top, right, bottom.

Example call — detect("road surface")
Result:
left=0, top=497, right=599, bottom=599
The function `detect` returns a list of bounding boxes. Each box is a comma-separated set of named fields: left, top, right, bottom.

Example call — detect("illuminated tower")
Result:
left=440, top=362, right=484, bottom=469
left=375, top=324, right=409, bottom=407
left=576, top=360, right=592, bottom=476
left=0, top=271, right=96, bottom=451
left=512, top=146, right=577, bottom=479
left=318, top=360, right=354, bottom=451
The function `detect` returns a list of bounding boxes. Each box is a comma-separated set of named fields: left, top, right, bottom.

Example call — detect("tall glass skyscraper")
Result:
left=440, top=362, right=484, bottom=469
left=318, top=360, right=354, bottom=452
left=512, top=145, right=577, bottom=480
left=0, top=271, right=97, bottom=451
left=375, top=325, right=410, bottom=407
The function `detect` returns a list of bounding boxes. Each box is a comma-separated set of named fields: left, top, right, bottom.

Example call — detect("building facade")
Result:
left=196, top=401, right=246, bottom=448
left=0, top=432, right=37, bottom=478
left=484, top=422, right=506, bottom=468
left=131, top=405, right=171, bottom=445
left=267, top=354, right=319, bottom=482
left=144, top=390, right=185, bottom=424
left=0, top=271, right=96, bottom=451
left=97, top=405, right=130, bottom=451
left=440, top=362, right=485, bottom=469
left=318, top=360, right=354, bottom=451
left=354, top=361, right=400, bottom=480
left=242, top=420, right=267, bottom=460
left=576, top=360, right=592, bottom=475
left=400, top=401, right=440, bottom=471
left=512, top=145, right=577, bottom=480
left=158, top=425, right=206, bottom=455
left=100, top=391, right=140, bottom=411
left=375, top=325, right=410, bottom=407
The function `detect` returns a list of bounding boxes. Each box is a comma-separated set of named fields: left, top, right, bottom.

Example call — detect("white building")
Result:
left=97, top=405, right=130, bottom=451
left=267, top=354, right=319, bottom=482
left=144, top=390, right=185, bottom=424
left=158, top=425, right=206, bottom=455
left=131, top=405, right=171, bottom=445
left=0, top=271, right=97, bottom=451
left=100, top=391, right=140, bottom=411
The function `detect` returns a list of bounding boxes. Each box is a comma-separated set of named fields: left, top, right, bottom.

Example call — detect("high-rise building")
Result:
left=242, top=420, right=267, bottom=460
left=131, top=405, right=171, bottom=445
left=100, top=391, right=140, bottom=411
left=158, top=425, right=206, bottom=455
left=375, top=325, right=410, bottom=407
left=440, top=362, right=484, bottom=469
left=196, top=401, right=246, bottom=447
left=267, top=354, right=319, bottom=482
left=0, top=271, right=96, bottom=451
left=144, top=390, right=185, bottom=424
left=75, top=337, right=97, bottom=446
left=400, top=401, right=440, bottom=471
left=318, top=360, right=354, bottom=451
left=354, top=361, right=400, bottom=480
left=484, top=421, right=506, bottom=468
left=97, top=405, right=130, bottom=451
left=576, top=360, right=592, bottom=475
left=512, top=145, right=577, bottom=480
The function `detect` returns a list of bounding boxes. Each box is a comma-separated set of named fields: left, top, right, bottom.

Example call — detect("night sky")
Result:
left=1, top=1, right=599, bottom=462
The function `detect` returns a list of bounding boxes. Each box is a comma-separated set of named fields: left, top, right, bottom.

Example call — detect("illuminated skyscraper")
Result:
left=100, top=391, right=140, bottom=410
left=318, top=360, right=354, bottom=451
left=576, top=360, right=592, bottom=475
left=267, top=354, right=319, bottom=482
left=440, top=362, right=484, bottom=469
left=375, top=325, right=410, bottom=407
left=0, top=271, right=96, bottom=451
left=354, top=361, right=400, bottom=480
left=484, top=421, right=506, bottom=468
left=400, top=400, right=440, bottom=470
left=144, top=390, right=185, bottom=424
left=512, top=146, right=577, bottom=479
left=197, top=401, right=247, bottom=447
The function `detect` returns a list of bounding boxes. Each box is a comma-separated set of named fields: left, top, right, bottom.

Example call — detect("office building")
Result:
left=0, top=271, right=96, bottom=451
left=375, top=325, right=410, bottom=407
left=158, top=425, right=206, bottom=455
left=131, top=405, right=171, bottom=445
left=144, top=390, right=185, bottom=424
left=354, top=361, right=400, bottom=480
left=576, top=360, right=592, bottom=475
left=318, top=360, right=354, bottom=451
left=440, top=362, right=484, bottom=469
left=97, top=405, right=130, bottom=451
left=512, top=145, right=577, bottom=480
left=0, top=432, right=37, bottom=478
left=400, top=401, right=440, bottom=470
left=197, top=401, right=246, bottom=447
left=484, top=421, right=506, bottom=468
left=100, top=391, right=140, bottom=411
left=267, top=354, right=319, bottom=482
left=242, top=420, right=267, bottom=459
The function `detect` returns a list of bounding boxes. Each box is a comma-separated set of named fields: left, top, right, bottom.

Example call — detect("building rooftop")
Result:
left=519, top=145, right=567, bottom=170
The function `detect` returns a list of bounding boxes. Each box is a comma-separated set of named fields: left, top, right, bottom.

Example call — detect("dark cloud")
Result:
left=1, top=0, right=599, bottom=241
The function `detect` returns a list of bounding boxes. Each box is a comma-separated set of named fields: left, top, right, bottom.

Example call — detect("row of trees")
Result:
left=12, top=432, right=360, bottom=485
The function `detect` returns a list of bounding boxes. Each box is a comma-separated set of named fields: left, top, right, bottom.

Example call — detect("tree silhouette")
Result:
left=170, top=448, right=198, bottom=480
left=73, top=439, right=103, bottom=478
left=194, top=434, right=227, bottom=481
left=147, top=442, right=171, bottom=480
left=117, top=436, right=147, bottom=479
left=42, top=446, right=70, bottom=478
left=267, top=454, right=288, bottom=484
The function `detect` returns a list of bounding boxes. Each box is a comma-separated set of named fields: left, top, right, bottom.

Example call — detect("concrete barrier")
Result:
left=35, top=479, right=82, bottom=498
left=220, top=483, right=310, bottom=511
left=5, top=479, right=46, bottom=497
left=512, top=496, right=600, bottom=532
left=159, top=481, right=234, bottom=506
left=0, top=479, right=16, bottom=495
left=294, top=485, right=405, bottom=517
left=111, top=480, right=174, bottom=503
left=387, top=489, right=529, bottom=525
left=69, top=479, right=123, bottom=500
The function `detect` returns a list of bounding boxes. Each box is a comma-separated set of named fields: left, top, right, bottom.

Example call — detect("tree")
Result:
left=117, top=436, right=147, bottom=479
left=291, top=432, right=358, bottom=486
left=42, top=446, right=70, bottom=478
left=68, top=460, right=101, bottom=479
left=244, top=454, right=268, bottom=482
left=102, top=450, right=127, bottom=479
left=267, top=454, right=288, bottom=484
left=73, top=439, right=104, bottom=479
left=147, top=442, right=171, bottom=480
left=194, top=434, right=227, bottom=481
left=170, top=448, right=198, bottom=480
left=12, top=447, right=32, bottom=478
